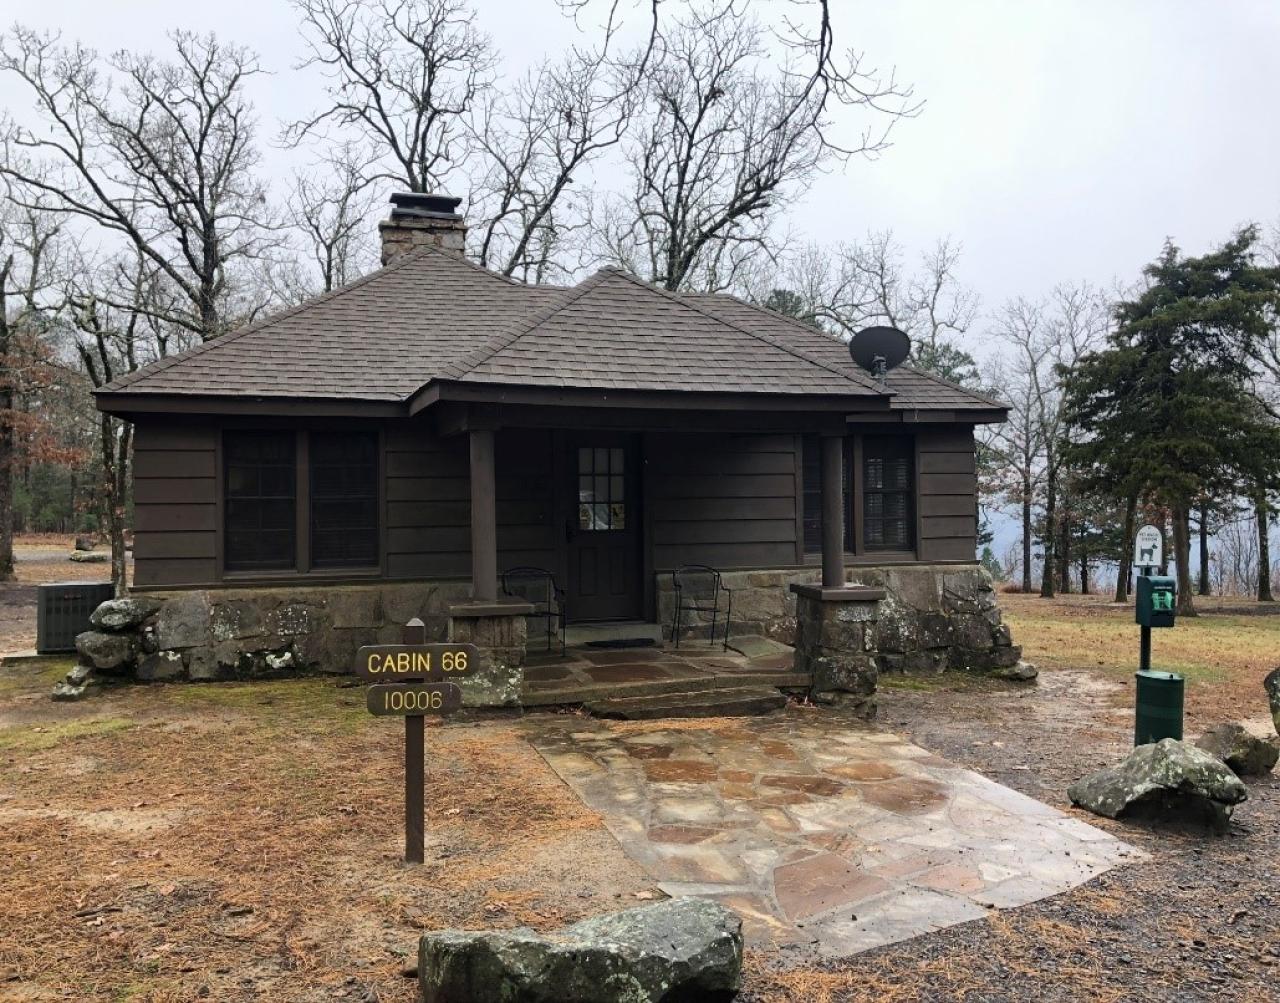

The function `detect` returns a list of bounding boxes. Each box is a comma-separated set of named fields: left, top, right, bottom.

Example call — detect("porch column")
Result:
left=469, top=428, right=498, bottom=602
left=820, top=432, right=845, bottom=588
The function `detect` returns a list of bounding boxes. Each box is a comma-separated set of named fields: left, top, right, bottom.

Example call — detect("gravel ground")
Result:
left=744, top=667, right=1280, bottom=1003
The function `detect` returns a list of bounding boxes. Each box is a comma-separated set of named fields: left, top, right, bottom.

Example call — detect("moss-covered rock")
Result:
left=419, top=898, right=743, bottom=1003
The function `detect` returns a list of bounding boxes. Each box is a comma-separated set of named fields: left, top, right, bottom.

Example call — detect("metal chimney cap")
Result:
left=389, top=192, right=463, bottom=220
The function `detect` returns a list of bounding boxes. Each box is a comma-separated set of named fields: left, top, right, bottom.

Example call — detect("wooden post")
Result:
left=469, top=428, right=497, bottom=602
left=820, top=434, right=845, bottom=588
left=402, top=617, right=426, bottom=864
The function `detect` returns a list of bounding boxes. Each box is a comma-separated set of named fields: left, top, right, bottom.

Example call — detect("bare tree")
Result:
left=288, top=0, right=496, bottom=194
left=282, top=149, right=380, bottom=299
left=467, top=34, right=641, bottom=280
left=0, top=27, right=278, bottom=341
left=0, top=191, right=63, bottom=580
left=290, top=0, right=647, bottom=281
left=766, top=231, right=981, bottom=381
left=986, top=284, right=1108, bottom=598
left=64, top=252, right=175, bottom=594
left=984, top=312, right=1046, bottom=594
left=598, top=3, right=916, bottom=292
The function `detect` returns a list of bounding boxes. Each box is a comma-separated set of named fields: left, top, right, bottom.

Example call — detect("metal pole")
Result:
left=402, top=618, right=426, bottom=865
left=1138, top=565, right=1151, bottom=673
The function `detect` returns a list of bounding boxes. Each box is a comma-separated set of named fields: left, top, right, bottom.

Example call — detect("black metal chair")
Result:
left=501, top=566, right=567, bottom=656
left=670, top=565, right=732, bottom=651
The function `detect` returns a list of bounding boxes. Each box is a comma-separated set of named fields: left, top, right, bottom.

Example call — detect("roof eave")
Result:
left=95, top=389, right=407, bottom=420
left=408, top=379, right=894, bottom=417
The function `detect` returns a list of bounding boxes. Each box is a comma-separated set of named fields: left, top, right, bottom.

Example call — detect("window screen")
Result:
left=224, top=431, right=296, bottom=571
left=863, top=436, right=913, bottom=550
left=802, top=435, right=851, bottom=553
left=310, top=431, right=379, bottom=568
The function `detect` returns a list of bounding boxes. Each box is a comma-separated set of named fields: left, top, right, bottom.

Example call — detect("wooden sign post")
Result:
left=354, top=619, right=477, bottom=864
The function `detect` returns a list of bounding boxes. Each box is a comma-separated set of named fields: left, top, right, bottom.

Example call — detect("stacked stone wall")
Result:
left=659, top=564, right=1028, bottom=679
left=62, top=582, right=526, bottom=707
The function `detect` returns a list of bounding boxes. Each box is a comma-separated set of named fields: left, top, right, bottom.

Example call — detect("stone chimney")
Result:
left=379, top=192, right=467, bottom=265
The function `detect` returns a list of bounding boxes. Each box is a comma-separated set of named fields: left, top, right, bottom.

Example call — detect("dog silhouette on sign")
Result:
left=1138, top=544, right=1156, bottom=564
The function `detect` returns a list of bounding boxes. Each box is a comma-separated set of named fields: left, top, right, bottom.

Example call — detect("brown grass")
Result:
left=0, top=675, right=652, bottom=1001
left=1002, top=592, right=1279, bottom=729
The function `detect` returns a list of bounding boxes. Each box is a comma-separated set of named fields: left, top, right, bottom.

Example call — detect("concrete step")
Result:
left=585, top=685, right=788, bottom=720
left=520, top=670, right=810, bottom=708
left=563, top=621, right=664, bottom=647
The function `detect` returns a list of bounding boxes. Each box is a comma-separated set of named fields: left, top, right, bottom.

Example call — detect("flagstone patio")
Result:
left=528, top=709, right=1144, bottom=957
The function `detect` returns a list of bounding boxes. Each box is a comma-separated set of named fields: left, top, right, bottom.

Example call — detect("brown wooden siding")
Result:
left=130, top=417, right=982, bottom=590
left=132, top=423, right=219, bottom=587
left=383, top=423, right=557, bottom=581
left=647, top=432, right=798, bottom=571
left=384, top=421, right=470, bottom=578
left=495, top=429, right=557, bottom=573
left=916, top=427, right=978, bottom=562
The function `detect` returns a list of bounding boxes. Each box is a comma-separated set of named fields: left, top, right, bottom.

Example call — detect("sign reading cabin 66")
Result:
left=354, top=643, right=480, bottom=682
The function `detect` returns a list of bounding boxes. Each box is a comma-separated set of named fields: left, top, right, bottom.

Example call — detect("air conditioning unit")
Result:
left=36, top=582, right=116, bottom=654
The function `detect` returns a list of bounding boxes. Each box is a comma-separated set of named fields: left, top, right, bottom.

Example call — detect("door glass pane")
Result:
left=577, top=445, right=627, bottom=531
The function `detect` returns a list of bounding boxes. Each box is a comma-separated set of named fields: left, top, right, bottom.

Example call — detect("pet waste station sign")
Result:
left=354, top=619, right=478, bottom=864
left=1130, top=525, right=1182, bottom=747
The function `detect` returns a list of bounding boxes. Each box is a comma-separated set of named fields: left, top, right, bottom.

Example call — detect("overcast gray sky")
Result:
left=5, top=0, right=1279, bottom=321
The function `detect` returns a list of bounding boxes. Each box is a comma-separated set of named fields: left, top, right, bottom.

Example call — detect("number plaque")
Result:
left=366, top=681, right=463, bottom=717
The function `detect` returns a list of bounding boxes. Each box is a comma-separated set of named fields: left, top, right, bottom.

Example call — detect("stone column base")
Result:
left=447, top=600, right=533, bottom=708
left=791, top=585, right=885, bottom=720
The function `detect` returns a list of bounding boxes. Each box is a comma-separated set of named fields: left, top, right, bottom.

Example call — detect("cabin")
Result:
left=89, top=193, right=1023, bottom=710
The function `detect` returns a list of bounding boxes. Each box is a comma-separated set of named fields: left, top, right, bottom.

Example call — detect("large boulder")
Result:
left=74, top=630, right=139, bottom=672
left=90, top=597, right=162, bottom=632
left=1195, top=723, right=1278, bottom=776
left=419, top=897, right=743, bottom=1003
left=1265, top=668, right=1280, bottom=736
left=1068, top=738, right=1248, bottom=830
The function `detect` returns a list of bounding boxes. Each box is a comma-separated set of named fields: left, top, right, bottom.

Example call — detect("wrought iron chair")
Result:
left=501, top=566, right=567, bottom=656
left=670, top=565, right=732, bottom=651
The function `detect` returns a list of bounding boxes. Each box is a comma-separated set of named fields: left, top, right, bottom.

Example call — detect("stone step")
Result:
left=520, top=670, right=810, bottom=708
left=585, top=685, right=788, bottom=720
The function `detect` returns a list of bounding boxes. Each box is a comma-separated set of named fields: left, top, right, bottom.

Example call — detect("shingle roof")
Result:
left=98, top=247, right=1005, bottom=414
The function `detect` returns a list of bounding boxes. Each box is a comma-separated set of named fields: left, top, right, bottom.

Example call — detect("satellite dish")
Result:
left=849, top=326, right=911, bottom=381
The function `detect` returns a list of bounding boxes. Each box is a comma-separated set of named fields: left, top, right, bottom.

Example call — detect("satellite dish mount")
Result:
left=848, top=326, right=911, bottom=385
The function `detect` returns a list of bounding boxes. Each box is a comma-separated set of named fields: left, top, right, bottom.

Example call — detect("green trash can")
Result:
left=1134, top=670, right=1184, bottom=745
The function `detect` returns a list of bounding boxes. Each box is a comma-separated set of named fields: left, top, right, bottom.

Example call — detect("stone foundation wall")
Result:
left=658, top=564, right=1029, bottom=678
left=66, top=581, right=527, bottom=707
